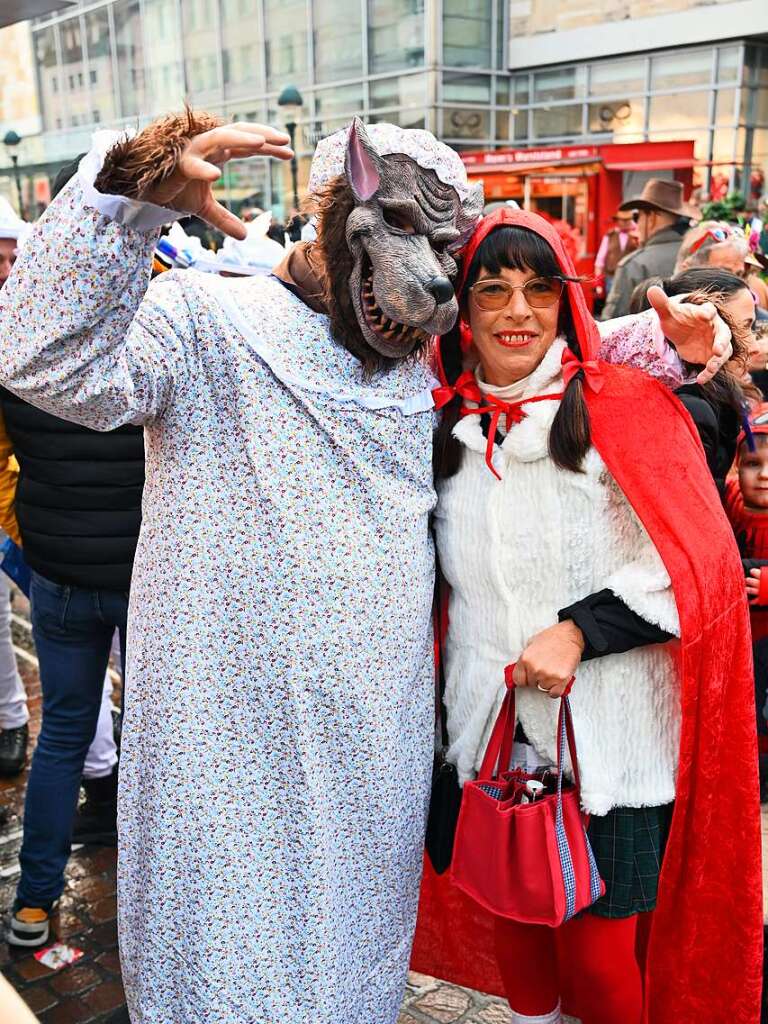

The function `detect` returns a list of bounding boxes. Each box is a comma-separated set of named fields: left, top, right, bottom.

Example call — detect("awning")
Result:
left=468, top=159, right=601, bottom=175
left=0, top=1, right=76, bottom=29
left=603, top=158, right=697, bottom=171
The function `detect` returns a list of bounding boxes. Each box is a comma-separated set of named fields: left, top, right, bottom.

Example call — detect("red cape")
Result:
left=411, top=209, right=763, bottom=1024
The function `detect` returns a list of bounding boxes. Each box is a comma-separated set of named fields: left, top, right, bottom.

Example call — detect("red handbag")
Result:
left=450, top=668, right=604, bottom=927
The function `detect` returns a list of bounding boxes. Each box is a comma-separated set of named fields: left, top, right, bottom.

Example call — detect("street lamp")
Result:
left=3, top=131, right=23, bottom=219
left=277, top=85, right=303, bottom=211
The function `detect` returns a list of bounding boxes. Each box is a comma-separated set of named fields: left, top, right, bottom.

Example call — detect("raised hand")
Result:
left=647, top=284, right=733, bottom=385
left=144, top=122, right=293, bottom=240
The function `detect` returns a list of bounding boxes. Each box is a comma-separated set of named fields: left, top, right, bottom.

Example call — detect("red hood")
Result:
left=455, top=207, right=601, bottom=362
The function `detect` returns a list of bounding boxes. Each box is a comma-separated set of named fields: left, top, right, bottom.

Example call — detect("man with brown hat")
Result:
left=602, top=178, right=691, bottom=319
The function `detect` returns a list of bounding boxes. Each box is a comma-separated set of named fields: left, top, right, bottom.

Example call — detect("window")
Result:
left=369, top=73, right=426, bottom=112
left=84, top=8, right=117, bottom=120
left=532, top=104, right=583, bottom=139
left=221, top=0, right=262, bottom=95
left=648, top=91, right=710, bottom=133
left=113, top=0, right=145, bottom=117
left=511, top=74, right=529, bottom=105
left=442, top=72, right=491, bottom=105
left=651, top=50, right=712, bottom=91
left=368, top=0, right=425, bottom=74
left=93, top=109, right=101, bottom=123
left=443, top=0, right=492, bottom=68
left=533, top=67, right=586, bottom=104
left=264, top=0, right=308, bottom=89
left=715, top=89, right=737, bottom=127
left=588, top=99, right=645, bottom=138
left=34, top=25, right=65, bottom=131
left=717, top=46, right=740, bottom=84
left=314, top=0, right=363, bottom=82
left=588, top=59, right=645, bottom=98
left=442, top=107, right=490, bottom=140
left=315, top=84, right=364, bottom=123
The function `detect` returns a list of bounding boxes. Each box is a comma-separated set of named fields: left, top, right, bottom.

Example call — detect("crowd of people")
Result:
left=0, top=111, right=763, bottom=1024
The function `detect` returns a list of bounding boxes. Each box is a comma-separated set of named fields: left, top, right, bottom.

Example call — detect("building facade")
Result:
left=0, top=0, right=766, bottom=217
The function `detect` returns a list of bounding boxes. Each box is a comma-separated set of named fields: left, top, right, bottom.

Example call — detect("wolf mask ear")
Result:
left=344, top=118, right=382, bottom=202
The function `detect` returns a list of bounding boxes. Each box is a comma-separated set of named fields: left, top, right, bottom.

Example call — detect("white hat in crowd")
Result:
left=0, top=196, right=30, bottom=251
left=215, top=211, right=285, bottom=275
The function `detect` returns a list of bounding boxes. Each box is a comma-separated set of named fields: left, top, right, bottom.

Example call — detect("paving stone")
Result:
left=89, top=896, right=117, bottom=926
left=86, top=920, right=119, bottom=949
left=94, top=949, right=122, bottom=974
left=81, top=979, right=126, bottom=1015
left=88, top=849, right=117, bottom=873
left=53, top=909, right=88, bottom=940
left=477, top=1004, right=516, bottom=1023
left=15, top=955, right=57, bottom=982
left=50, top=964, right=103, bottom=996
left=68, top=877, right=115, bottom=903
left=39, top=996, right=94, bottom=1024
left=414, top=986, right=474, bottom=1023
left=20, top=983, right=59, bottom=1014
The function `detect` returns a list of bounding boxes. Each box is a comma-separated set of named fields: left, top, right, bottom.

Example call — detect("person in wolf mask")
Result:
left=0, top=112, right=734, bottom=1023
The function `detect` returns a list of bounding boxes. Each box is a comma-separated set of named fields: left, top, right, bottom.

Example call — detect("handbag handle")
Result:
left=478, top=664, right=581, bottom=796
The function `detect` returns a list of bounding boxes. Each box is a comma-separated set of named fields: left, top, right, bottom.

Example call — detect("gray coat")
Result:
left=601, top=226, right=683, bottom=319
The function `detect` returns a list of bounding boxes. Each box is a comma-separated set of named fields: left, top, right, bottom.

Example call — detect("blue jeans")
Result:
left=16, top=571, right=128, bottom=907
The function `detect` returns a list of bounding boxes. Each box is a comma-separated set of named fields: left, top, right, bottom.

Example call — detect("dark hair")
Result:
left=434, top=225, right=591, bottom=478
left=628, top=267, right=756, bottom=413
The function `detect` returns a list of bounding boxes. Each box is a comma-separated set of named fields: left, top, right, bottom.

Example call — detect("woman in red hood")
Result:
left=412, top=208, right=762, bottom=1024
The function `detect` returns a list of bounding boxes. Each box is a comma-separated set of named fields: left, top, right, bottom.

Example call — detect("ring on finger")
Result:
left=536, top=683, right=548, bottom=692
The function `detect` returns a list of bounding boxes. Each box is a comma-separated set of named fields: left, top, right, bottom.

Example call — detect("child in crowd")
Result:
left=725, top=406, right=768, bottom=773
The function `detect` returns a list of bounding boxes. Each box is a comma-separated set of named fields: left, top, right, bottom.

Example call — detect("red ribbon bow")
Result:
left=432, top=370, right=563, bottom=480
left=561, top=347, right=604, bottom=393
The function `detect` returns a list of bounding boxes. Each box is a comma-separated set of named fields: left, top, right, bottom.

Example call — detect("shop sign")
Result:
left=461, top=146, right=600, bottom=168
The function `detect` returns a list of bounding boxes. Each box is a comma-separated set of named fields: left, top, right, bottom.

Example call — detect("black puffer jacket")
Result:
left=0, top=387, right=144, bottom=590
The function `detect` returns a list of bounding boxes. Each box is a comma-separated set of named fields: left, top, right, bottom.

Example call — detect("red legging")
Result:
left=493, top=912, right=644, bottom=1024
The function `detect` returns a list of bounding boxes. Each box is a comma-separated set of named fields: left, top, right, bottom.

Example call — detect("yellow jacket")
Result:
left=0, top=408, right=21, bottom=546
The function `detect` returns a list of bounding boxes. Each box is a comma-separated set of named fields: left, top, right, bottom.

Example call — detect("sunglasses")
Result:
left=688, top=223, right=747, bottom=256
left=469, top=276, right=570, bottom=311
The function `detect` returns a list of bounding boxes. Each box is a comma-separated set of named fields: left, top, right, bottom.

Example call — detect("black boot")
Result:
left=0, top=724, right=28, bottom=776
left=71, top=765, right=118, bottom=846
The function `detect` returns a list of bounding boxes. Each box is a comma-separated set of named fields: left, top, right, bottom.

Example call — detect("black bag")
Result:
left=425, top=575, right=462, bottom=875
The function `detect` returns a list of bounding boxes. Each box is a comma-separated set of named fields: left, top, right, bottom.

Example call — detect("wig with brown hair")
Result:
left=94, top=108, right=223, bottom=201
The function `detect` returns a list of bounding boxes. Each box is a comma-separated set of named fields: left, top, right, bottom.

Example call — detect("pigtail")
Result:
left=549, top=325, right=592, bottom=473
left=433, top=324, right=465, bottom=480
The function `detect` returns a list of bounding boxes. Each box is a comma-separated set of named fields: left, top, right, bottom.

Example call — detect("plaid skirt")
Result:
left=585, top=803, right=675, bottom=919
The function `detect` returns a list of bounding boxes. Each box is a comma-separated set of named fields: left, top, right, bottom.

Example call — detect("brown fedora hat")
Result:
left=618, top=178, right=692, bottom=217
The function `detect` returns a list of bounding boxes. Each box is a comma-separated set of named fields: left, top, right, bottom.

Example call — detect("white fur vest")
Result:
left=434, top=339, right=681, bottom=815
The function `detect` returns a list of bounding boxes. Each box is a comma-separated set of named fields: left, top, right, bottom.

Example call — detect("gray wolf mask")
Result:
left=309, top=119, right=483, bottom=360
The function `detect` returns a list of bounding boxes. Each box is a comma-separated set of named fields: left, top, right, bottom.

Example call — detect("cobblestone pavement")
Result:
left=0, top=590, right=515, bottom=1024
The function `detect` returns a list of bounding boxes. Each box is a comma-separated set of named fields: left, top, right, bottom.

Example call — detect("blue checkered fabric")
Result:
left=554, top=702, right=578, bottom=920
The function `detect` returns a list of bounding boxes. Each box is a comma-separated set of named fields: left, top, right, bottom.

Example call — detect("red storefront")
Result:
left=460, top=140, right=696, bottom=291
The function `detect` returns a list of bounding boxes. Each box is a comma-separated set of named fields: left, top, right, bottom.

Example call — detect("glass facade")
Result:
left=499, top=42, right=768, bottom=197
left=3, top=0, right=767, bottom=215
